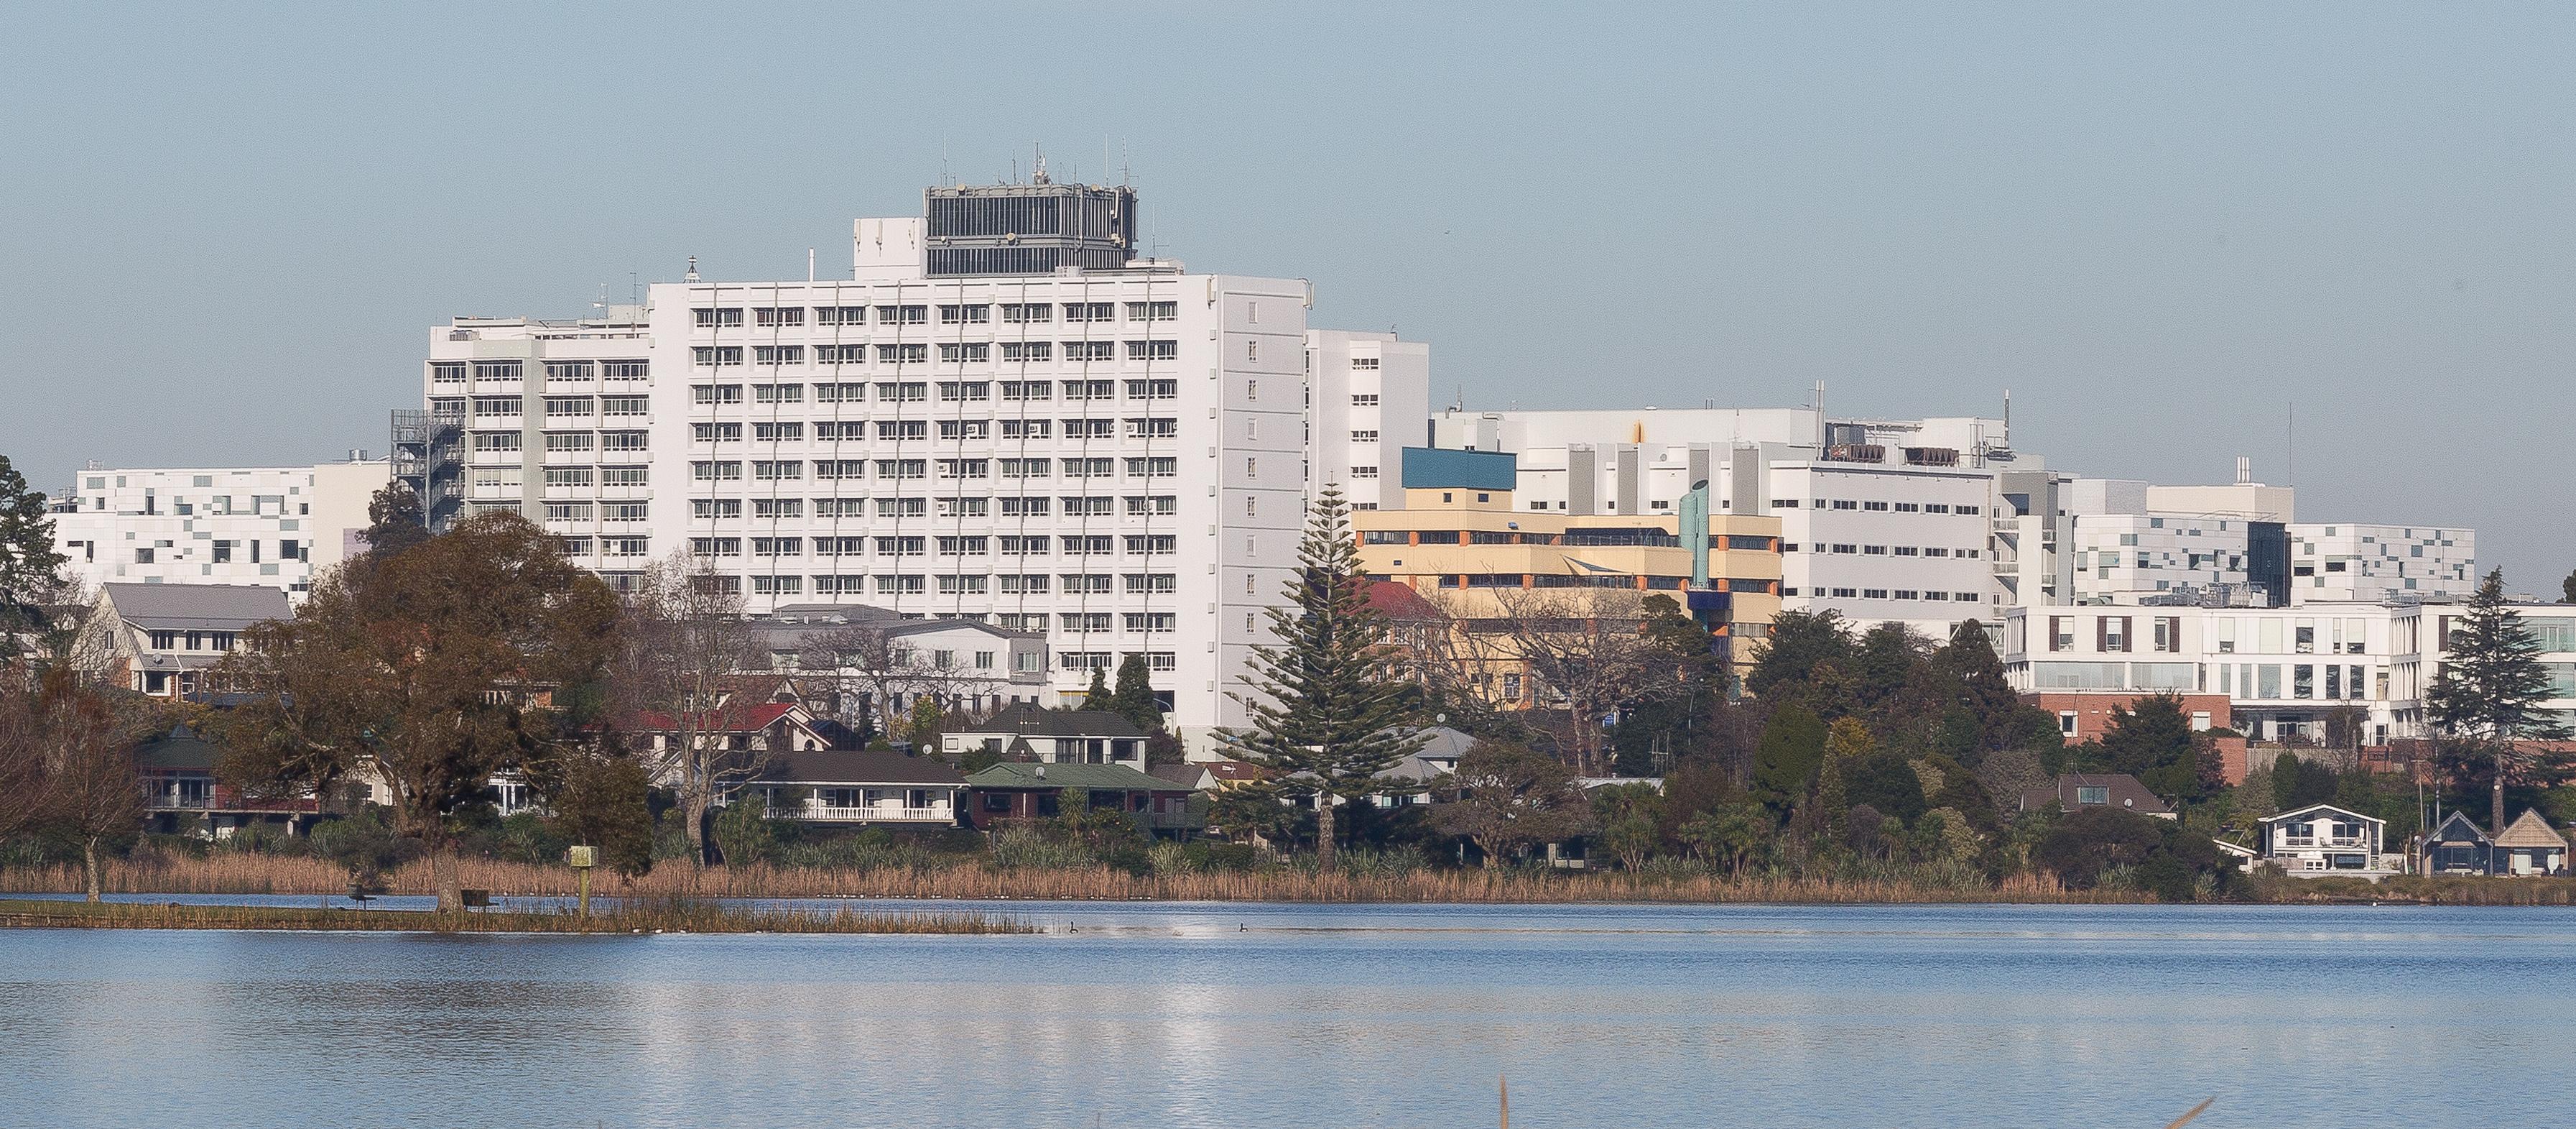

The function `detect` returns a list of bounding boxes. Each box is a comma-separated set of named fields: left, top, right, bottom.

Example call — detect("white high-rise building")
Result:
left=2064, top=467, right=2474, bottom=607
left=414, top=178, right=1423, bottom=742
left=50, top=457, right=389, bottom=601
left=1304, top=329, right=1431, bottom=511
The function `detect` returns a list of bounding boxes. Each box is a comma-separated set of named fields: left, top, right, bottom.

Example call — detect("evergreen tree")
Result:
left=1218, top=487, right=1424, bottom=870
left=1083, top=664, right=1111, bottom=709
left=361, top=482, right=432, bottom=559
left=1107, top=652, right=1164, bottom=732
left=2095, top=693, right=2198, bottom=797
left=0, top=456, right=69, bottom=661
left=1813, top=716, right=1873, bottom=837
left=2563, top=568, right=2576, bottom=604
left=1744, top=609, right=1854, bottom=699
left=1749, top=703, right=1827, bottom=817
left=1922, top=619, right=2047, bottom=766
left=2426, top=569, right=2572, bottom=830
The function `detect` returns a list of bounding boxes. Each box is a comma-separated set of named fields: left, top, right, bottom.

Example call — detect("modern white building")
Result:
left=50, top=456, right=388, bottom=601
left=2065, top=465, right=2473, bottom=607
left=1998, top=597, right=2576, bottom=745
left=412, top=176, right=1425, bottom=742
left=1427, top=405, right=2070, bottom=633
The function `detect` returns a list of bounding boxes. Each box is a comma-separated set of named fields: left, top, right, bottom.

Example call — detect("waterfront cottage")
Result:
left=2417, top=811, right=2493, bottom=876
left=2491, top=810, right=2570, bottom=876
left=962, top=762, right=1199, bottom=835
left=2256, top=803, right=2394, bottom=879
left=742, top=750, right=967, bottom=827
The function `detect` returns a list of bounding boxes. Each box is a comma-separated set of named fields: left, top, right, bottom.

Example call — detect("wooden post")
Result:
left=567, top=845, right=597, bottom=916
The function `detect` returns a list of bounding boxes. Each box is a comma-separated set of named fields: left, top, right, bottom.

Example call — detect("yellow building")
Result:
left=1349, top=450, right=1782, bottom=697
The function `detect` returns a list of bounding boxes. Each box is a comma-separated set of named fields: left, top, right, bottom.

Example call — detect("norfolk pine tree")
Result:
left=2426, top=569, right=2572, bottom=831
left=1218, top=487, right=1424, bottom=870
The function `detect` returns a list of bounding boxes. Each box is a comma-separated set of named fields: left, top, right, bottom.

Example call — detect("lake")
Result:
left=1, top=899, right=2567, bottom=1127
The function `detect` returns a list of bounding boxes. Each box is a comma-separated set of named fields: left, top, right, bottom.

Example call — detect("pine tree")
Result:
left=2426, top=569, right=2572, bottom=830
left=1083, top=664, right=1111, bottom=709
left=0, top=456, right=69, bottom=661
left=1750, top=703, right=1826, bottom=817
left=1218, top=487, right=1424, bottom=870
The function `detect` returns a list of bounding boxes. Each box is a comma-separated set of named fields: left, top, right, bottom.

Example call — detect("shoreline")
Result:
left=0, top=897, right=1037, bottom=935
left=8, top=857, right=2573, bottom=907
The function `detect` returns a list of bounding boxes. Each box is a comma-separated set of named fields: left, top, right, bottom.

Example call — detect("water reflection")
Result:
left=1, top=904, right=2570, bottom=1127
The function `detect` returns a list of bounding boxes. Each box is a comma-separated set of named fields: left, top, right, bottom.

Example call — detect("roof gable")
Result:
left=2261, top=803, right=2382, bottom=827
left=2493, top=809, right=2568, bottom=849
left=102, top=583, right=291, bottom=630
left=2424, top=811, right=2491, bottom=845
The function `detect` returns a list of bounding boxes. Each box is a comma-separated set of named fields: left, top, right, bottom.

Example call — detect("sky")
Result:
left=2, top=2, right=2570, bottom=587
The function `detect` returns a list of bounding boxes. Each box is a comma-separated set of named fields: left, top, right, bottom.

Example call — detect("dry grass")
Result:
left=0, top=896, right=1034, bottom=934
left=2252, top=872, right=2576, bottom=905
left=0, top=853, right=2146, bottom=905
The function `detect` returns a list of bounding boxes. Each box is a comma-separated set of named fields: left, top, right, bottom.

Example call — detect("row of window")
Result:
left=687, top=457, right=1179, bottom=482
left=1785, top=543, right=1982, bottom=558
left=1772, top=498, right=1983, bottom=515
left=471, top=432, right=647, bottom=453
left=690, top=339, right=1178, bottom=367
left=430, top=360, right=649, bottom=383
left=694, top=301, right=1176, bottom=329
left=1790, top=587, right=1984, bottom=602
left=472, top=467, right=650, bottom=488
left=687, top=534, right=1183, bottom=558
left=687, top=417, right=1180, bottom=443
left=686, top=496, right=1176, bottom=520
left=129, top=539, right=305, bottom=566
left=690, top=379, right=1177, bottom=405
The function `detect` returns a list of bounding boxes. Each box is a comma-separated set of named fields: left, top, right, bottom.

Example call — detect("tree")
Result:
left=1745, top=609, right=1854, bottom=701
left=1447, top=585, right=1685, bottom=775
left=904, top=696, right=945, bottom=749
left=1084, top=663, right=1111, bottom=709
left=806, top=619, right=998, bottom=739
left=547, top=751, right=656, bottom=879
left=0, top=669, right=154, bottom=900
left=2093, top=693, right=2203, bottom=799
left=2031, top=806, right=2167, bottom=890
left=1218, top=487, right=1425, bottom=871
left=0, top=455, right=70, bottom=662
left=2426, top=568, right=2573, bottom=830
left=212, top=512, right=619, bottom=911
left=1106, top=653, right=1164, bottom=732
left=2563, top=568, right=2576, bottom=605
left=613, top=550, right=760, bottom=867
left=1917, top=619, right=2052, bottom=767
left=360, top=482, right=431, bottom=560
left=1591, top=783, right=1665, bottom=872
left=1679, top=800, right=1773, bottom=872
left=1432, top=741, right=1593, bottom=867
left=1749, top=703, right=1827, bottom=816
left=1814, top=717, right=1873, bottom=837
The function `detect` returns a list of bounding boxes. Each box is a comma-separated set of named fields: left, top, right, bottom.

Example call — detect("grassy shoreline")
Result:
left=7, top=856, right=2571, bottom=907
left=0, top=896, right=1034, bottom=934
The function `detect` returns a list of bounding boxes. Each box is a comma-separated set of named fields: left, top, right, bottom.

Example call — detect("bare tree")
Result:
left=615, top=551, right=762, bottom=867
left=36, top=673, right=155, bottom=900
left=1441, top=585, right=1685, bottom=776
left=802, top=621, right=1006, bottom=743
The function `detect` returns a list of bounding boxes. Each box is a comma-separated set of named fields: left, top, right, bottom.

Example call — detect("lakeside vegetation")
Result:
left=0, top=895, right=1034, bottom=934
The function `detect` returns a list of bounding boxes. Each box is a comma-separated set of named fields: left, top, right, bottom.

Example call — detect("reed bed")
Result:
left=0, top=896, right=1034, bottom=934
left=0, top=853, right=2148, bottom=905
left=2251, top=873, right=2576, bottom=905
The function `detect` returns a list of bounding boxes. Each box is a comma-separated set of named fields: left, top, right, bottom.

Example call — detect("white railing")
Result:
left=782, top=805, right=952, bottom=823
left=2283, top=836, right=2370, bottom=848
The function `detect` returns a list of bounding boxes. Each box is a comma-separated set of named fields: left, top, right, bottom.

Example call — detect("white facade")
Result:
left=2001, top=599, right=2576, bottom=744
left=51, top=458, right=388, bottom=601
left=2289, top=522, right=2474, bottom=603
left=421, top=195, right=1429, bottom=741
left=1305, top=329, right=1431, bottom=511
left=1425, top=407, right=2069, bottom=632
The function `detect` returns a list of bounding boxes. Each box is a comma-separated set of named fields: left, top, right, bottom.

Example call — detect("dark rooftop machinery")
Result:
left=923, top=171, right=1138, bottom=277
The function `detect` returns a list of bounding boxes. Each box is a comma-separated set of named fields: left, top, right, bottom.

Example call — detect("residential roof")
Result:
left=2259, top=803, right=2383, bottom=827
left=964, top=762, right=1185, bottom=791
left=135, top=724, right=217, bottom=772
left=759, top=750, right=965, bottom=787
left=2493, top=809, right=2568, bottom=849
left=103, top=584, right=291, bottom=631
left=955, top=704, right=1146, bottom=740
left=1196, top=759, right=1270, bottom=783
left=1401, top=726, right=1479, bottom=762
left=2019, top=773, right=2172, bottom=816
left=631, top=701, right=800, bottom=733
left=1148, top=762, right=1213, bottom=790
left=1363, top=580, right=1447, bottom=622
left=2421, top=811, right=2492, bottom=846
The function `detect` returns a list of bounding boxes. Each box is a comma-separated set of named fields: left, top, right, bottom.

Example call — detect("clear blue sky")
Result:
left=3, top=2, right=2570, bottom=587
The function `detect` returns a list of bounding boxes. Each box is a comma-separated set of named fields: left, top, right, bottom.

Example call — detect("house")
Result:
left=134, top=722, right=325, bottom=838
left=1149, top=758, right=1269, bottom=793
left=962, top=761, right=1199, bottom=835
left=79, top=584, right=290, bottom=698
left=746, top=604, right=1053, bottom=721
left=2491, top=810, right=2570, bottom=876
left=2416, top=811, right=2493, bottom=876
left=628, top=699, right=835, bottom=758
left=741, top=750, right=967, bottom=827
left=943, top=704, right=1149, bottom=766
left=2255, top=803, right=2396, bottom=879
left=2018, top=773, right=2176, bottom=820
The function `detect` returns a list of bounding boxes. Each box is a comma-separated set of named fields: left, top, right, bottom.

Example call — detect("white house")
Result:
left=2254, top=803, right=2397, bottom=879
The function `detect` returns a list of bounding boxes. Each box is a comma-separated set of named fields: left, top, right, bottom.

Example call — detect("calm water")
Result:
left=1, top=899, right=2568, bottom=1128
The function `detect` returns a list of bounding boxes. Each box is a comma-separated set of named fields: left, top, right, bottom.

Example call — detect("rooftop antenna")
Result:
left=2287, top=400, right=2296, bottom=483
left=1033, top=143, right=1049, bottom=185
left=2003, top=388, right=2012, bottom=436
left=1121, top=140, right=1131, bottom=188
left=807, top=246, right=815, bottom=284
left=628, top=271, right=639, bottom=305
left=1453, top=382, right=1465, bottom=413
left=683, top=256, right=700, bottom=283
